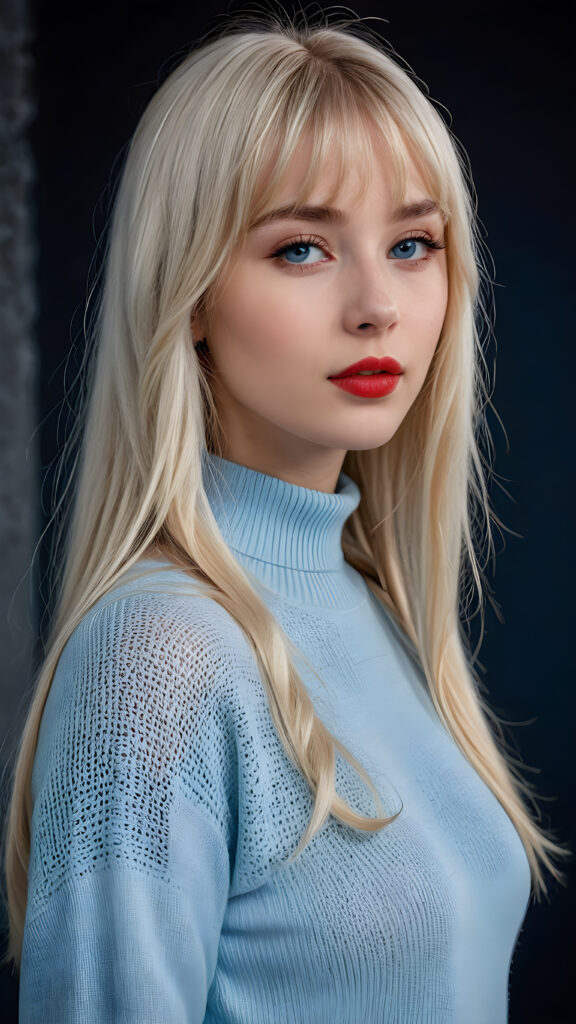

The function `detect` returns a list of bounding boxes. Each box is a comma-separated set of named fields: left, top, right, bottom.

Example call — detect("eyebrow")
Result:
left=250, top=197, right=442, bottom=229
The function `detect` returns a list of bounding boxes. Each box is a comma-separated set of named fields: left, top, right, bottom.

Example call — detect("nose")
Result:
left=341, top=260, right=399, bottom=336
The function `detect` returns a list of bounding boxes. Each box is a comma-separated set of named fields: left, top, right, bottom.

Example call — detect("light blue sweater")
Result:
left=19, top=453, right=531, bottom=1023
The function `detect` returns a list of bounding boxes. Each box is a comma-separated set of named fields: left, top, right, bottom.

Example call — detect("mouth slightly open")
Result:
left=328, top=355, right=404, bottom=379
left=328, top=355, right=403, bottom=398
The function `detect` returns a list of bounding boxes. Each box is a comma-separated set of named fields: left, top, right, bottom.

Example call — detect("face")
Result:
left=193, top=135, right=449, bottom=493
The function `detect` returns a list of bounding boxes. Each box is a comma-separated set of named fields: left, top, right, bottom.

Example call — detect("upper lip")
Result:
left=328, top=356, right=404, bottom=378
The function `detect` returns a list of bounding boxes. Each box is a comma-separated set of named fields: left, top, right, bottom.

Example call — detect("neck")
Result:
left=200, top=451, right=367, bottom=610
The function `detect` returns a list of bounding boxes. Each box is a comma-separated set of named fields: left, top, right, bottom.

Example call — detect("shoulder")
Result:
left=29, top=561, right=248, bottom=910
left=61, top=557, right=255, bottom=693
left=34, top=558, right=264, bottom=808
left=41, top=560, right=261, bottom=790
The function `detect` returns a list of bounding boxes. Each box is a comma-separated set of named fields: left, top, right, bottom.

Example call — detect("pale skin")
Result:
left=192, top=134, right=449, bottom=494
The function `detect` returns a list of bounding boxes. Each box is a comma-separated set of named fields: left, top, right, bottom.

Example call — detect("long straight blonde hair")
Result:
left=2, top=10, right=569, bottom=970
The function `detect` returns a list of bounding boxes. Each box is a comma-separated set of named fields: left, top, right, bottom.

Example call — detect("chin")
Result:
left=336, top=424, right=403, bottom=452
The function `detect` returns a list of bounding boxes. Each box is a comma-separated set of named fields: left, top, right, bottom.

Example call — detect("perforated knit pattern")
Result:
left=19, top=455, right=531, bottom=1023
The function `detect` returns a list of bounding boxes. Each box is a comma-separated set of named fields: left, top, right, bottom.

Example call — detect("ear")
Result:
left=190, top=311, right=206, bottom=341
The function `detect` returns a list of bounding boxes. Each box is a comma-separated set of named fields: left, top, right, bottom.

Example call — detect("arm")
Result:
left=19, top=591, right=236, bottom=1024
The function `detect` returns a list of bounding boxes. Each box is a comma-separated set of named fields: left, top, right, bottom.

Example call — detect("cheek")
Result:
left=212, top=279, right=317, bottom=367
left=416, top=274, right=448, bottom=339
left=210, top=287, right=272, bottom=363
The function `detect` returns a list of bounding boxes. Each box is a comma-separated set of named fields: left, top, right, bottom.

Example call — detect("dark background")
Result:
left=2, top=0, right=574, bottom=1019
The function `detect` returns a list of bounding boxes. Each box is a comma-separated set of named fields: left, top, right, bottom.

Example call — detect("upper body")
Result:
left=19, top=453, right=531, bottom=1024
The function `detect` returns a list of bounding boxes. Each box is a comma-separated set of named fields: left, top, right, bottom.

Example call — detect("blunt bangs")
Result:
left=241, top=65, right=452, bottom=243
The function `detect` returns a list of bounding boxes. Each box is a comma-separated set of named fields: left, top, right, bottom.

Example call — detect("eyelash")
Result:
left=269, top=231, right=446, bottom=271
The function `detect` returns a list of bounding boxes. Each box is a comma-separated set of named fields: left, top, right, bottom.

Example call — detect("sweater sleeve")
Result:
left=19, top=589, right=238, bottom=1024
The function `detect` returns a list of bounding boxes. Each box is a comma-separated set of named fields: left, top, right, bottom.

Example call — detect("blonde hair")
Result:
left=2, top=9, right=568, bottom=970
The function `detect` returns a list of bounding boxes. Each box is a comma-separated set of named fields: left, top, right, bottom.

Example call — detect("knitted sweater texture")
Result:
left=19, top=453, right=531, bottom=1023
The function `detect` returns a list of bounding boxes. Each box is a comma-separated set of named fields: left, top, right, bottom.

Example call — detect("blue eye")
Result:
left=270, top=232, right=445, bottom=270
left=390, top=235, right=445, bottom=261
left=273, top=240, right=327, bottom=264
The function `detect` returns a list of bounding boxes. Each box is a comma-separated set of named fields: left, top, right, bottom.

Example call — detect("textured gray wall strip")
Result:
left=0, top=0, right=39, bottom=781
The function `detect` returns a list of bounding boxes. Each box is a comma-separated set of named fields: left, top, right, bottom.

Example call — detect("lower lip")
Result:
left=328, top=373, right=402, bottom=398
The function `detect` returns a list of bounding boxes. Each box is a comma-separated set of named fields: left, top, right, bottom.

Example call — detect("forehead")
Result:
left=249, top=122, right=441, bottom=230
left=273, top=140, right=426, bottom=211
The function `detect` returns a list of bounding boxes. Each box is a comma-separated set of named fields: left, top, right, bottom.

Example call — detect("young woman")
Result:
left=2, top=10, right=567, bottom=1023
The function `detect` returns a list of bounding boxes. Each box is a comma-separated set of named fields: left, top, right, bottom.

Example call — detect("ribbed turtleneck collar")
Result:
left=201, top=452, right=368, bottom=610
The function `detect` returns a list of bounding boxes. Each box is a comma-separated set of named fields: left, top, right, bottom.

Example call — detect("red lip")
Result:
left=328, top=355, right=404, bottom=378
